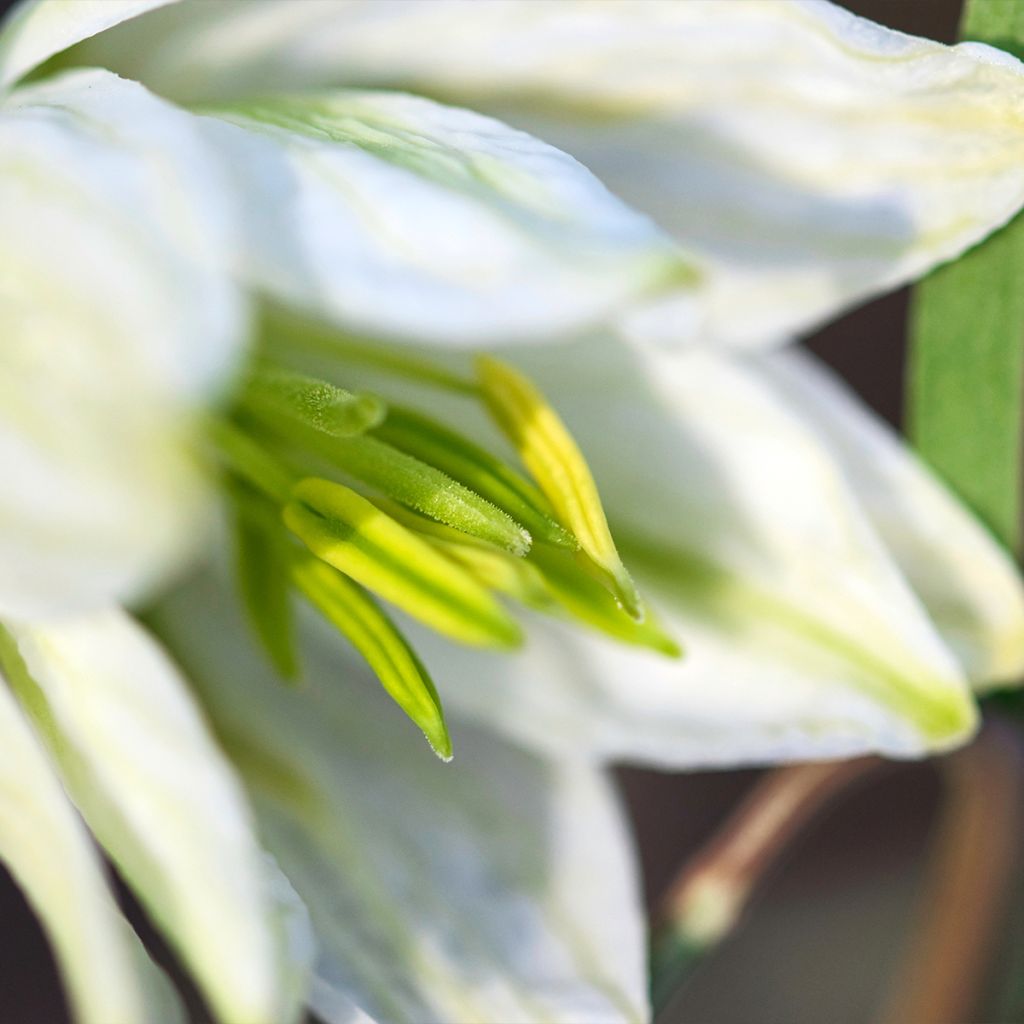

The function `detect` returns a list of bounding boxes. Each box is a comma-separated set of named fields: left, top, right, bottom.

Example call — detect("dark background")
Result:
left=0, top=1, right=997, bottom=1022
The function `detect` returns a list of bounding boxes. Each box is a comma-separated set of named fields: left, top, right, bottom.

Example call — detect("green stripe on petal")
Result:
left=285, top=477, right=522, bottom=649
left=761, top=348, right=1024, bottom=691
left=3, top=611, right=290, bottom=1024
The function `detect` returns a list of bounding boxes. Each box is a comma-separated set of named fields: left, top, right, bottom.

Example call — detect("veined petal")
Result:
left=77, top=0, right=1024, bottom=348
left=0, top=0, right=176, bottom=89
left=753, top=348, right=1024, bottom=690
left=154, top=574, right=648, bottom=1024
left=194, top=89, right=690, bottom=345
left=353, top=338, right=978, bottom=766
left=0, top=640, right=185, bottom=1024
left=4, top=609, right=291, bottom=1024
left=0, top=69, right=246, bottom=618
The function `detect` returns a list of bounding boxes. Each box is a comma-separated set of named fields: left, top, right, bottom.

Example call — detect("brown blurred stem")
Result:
left=650, top=756, right=888, bottom=1014
left=878, top=722, right=1024, bottom=1024
left=651, top=724, right=1024, bottom=1021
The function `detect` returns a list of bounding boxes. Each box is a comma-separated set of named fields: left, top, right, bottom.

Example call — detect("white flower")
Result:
left=0, top=2, right=1023, bottom=1023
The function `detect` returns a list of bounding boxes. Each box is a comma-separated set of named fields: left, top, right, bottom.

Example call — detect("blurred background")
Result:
left=2, top=1, right=1019, bottom=1022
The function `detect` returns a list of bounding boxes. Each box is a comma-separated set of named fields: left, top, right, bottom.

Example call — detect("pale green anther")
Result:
left=476, top=356, right=643, bottom=620
left=284, top=478, right=523, bottom=650
left=230, top=486, right=299, bottom=683
left=260, top=414, right=532, bottom=556
left=530, top=545, right=682, bottom=657
left=290, top=554, right=452, bottom=760
left=242, top=366, right=386, bottom=439
left=373, top=404, right=577, bottom=549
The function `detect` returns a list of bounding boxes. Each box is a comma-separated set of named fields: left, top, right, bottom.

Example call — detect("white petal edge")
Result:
left=754, top=347, right=1024, bottom=690
left=0, top=69, right=247, bottom=618
left=0, top=633, right=185, bottom=1024
left=194, top=89, right=690, bottom=346
left=75, top=0, right=1024, bottom=348
left=154, top=574, right=649, bottom=1024
left=0, top=0, right=177, bottom=89
left=5, top=608, right=292, bottom=1024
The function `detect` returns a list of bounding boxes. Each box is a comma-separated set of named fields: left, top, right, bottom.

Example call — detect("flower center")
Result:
left=209, top=309, right=680, bottom=758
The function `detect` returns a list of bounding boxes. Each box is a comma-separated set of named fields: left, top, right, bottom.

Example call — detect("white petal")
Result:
left=0, top=640, right=185, bottom=1024
left=195, top=89, right=688, bottom=345
left=335, top=338, right=977, bottom=767
left=0, top=69, right=247, bottom=618
left=79, top=0, right=1024, bottom=347
left=155, top=574, right=649, bottom=1024
left=753, top=348, right=1024, bottom=690
left=5, top=608, right=290, bottom=1024
left=0, top=0, right=177, bottom=89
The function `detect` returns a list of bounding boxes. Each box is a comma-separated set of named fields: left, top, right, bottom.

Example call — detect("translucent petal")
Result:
left=753, top=348, right=1024, bottom=690
left=0, top=638, right=185, bottom=1024
left=0, top=0, right=176, bottom=88
left=5, top=609, right=290, bottom=1024
left=193, top=89, right=690, bottom=344
left=154, top=573, right=649, bottom=1024
left=365, top=338, right=980, bottom=765
left=79, top=0, right=1024, bottom=347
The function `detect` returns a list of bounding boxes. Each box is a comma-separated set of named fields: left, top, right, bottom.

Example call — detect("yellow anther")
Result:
left=476, top=355, right=643, bottom=620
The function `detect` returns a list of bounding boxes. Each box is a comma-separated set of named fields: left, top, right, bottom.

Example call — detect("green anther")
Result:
left=208, top=418, right=294, bottom=503
left=476, top=355, right=643, bottom=620
left=530, top=545, right=682, bottom=657
left=249, top=403, right=532, bottom=555
left=230, top=485, right=299, bottom=683
left=291, top=554, right=452, bottom=760
left=372, top=404, right=577, bottom=549
left=284, top=477, right=523, bottom=650
left=242, top=365, right=386, bottom=438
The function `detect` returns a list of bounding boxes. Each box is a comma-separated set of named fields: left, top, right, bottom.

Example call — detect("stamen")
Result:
left=372, top=404, right=577, bottom=549
left=245, top=407, right=532, bottom=556
left=242, top=365, right=386, bottom=438
left=291, top=554, right=451, bottom=761
left=229, top=484, right=298, bottom=682
left=476, top=355, right=644, bottom=620
left=284, top=477, right=523, bottom=650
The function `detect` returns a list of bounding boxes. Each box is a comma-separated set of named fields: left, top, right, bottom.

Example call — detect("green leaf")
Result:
left=230, top=485, right=299, bottom=682
left=373, top=403, right=575, bottom=549
left=907, top=0, right=1024, bottom=555
left=291, top=553, right=451, bottom=760
left=284, top=477, right=522, bottom=649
